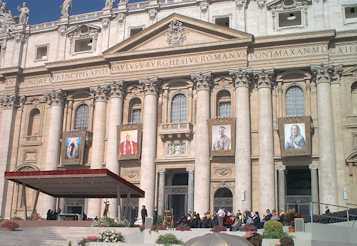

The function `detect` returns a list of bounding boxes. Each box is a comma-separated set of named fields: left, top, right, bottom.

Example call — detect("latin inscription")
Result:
left=52, top=67, right=110, bottom=82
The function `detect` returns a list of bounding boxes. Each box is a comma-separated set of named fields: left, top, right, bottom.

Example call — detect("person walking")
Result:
left=141, top=205, right=148, bottom=227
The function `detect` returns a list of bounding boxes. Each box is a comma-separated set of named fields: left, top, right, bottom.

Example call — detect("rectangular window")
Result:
left=131, top=109, right=141, bottom=124
left=36, top=45, right=48, bottom=60
left=130, top=27, right=143, bottom=36
left=278, top=11, right=302, bottom=27
left=74, top=38, right=93, bottom=53
left=215, top=17, right=230, bottom=27
left=345, top=6, right=357, bottom=19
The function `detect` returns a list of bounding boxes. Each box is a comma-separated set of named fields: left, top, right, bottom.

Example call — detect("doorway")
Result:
left=213, top=187, right=233, bottom=212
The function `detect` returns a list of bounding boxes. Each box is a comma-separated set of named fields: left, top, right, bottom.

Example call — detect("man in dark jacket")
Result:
left=141, top=205, right=148, bottom=227
left=244, top=224, right=263, bottom=246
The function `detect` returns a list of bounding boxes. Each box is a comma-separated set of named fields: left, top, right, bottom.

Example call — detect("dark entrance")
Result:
left=165, top=170, right=188, bottom=221
left=213, top=187, right=233, bottom=212
left=286, top=167, right=311, bottom=217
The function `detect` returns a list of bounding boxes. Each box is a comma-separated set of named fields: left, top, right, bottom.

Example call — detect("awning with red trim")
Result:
left=5, top=168, right=144, bottom=198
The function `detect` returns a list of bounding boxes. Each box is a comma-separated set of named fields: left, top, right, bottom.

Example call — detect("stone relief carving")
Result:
left=166, top=20, right=186, bottom=47
left=47, top=90, right=65, bottom=106
left=90, top=85, right=109, bottom=102
left=108, top=81, right=124, bottom=98
left=215, top=167, right=232, bottom=177
left=191, top=72, right=212, bottom=91
left=140, top=77, right=160, bottom=95
left=254, top=69, right=274, bottom=88
left=311, top=64, right=342, bottom=84
left=0, top=95, right=24, bottom=109
left=267, top=0, right=312, bottom=10
left=167, top=141, right=186, bottom=156
left=148, top=8, right=158, bottom=20
left=229, top=69, right=253, bottom=88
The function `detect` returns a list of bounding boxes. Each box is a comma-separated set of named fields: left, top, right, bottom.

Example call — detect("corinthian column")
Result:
left=88, top=85, right=108, bottom=218
left=106, top=81, right=124, bottom=218
left=0, top=95, right=18, bottom=217
left=311, top=64, right=338, bottom=207
left=191, top=72, right=211, bottom=215
left=139, top=77, right=159, bottom=218
left=229, top=69, right=252, bottom=211
left=41, top=90, right=64, bottom=215
left=256, top=69, right=275, bottom=212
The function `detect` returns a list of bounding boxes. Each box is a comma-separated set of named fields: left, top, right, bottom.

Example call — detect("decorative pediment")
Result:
left=346, top=152, right=357, bottom=165
left=267, top=0, right=312, bottom=10
left=103, top=13, right=253, bottom=56
left=66, top=24, right=101, bottom=38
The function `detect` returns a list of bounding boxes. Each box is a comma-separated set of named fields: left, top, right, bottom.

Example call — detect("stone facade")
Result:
left=0, top=0, right=357, bottom=219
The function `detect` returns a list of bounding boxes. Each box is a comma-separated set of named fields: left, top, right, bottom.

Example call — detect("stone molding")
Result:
left=167, top=20, right=186, bottom=47
left=191, top=72, right=212, bottom=91
left=229, top=69, right=253, bottom=88
left=254, top=69, right=274, bottom=89
left=311, top=64, right=343, bottom=84
left=140, top=77, right=160, bottom=96
left=90, top=85, right=109, bottom=102
left=0, top=95, right=25, bottom=109
left=108, top=81, right=124, bottom=98
left=46, top=90, right=65, bottom=106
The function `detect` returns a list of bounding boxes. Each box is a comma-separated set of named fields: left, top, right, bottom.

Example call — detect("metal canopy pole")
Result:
left=31, top=190, right=40, bottom=218
left=22, top=185, right=28, bottom=220
left=116, top=185, right=121, bottom=222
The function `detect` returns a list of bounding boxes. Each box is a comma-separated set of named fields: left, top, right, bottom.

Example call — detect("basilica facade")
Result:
left=0, top=0, right=357, bottom=220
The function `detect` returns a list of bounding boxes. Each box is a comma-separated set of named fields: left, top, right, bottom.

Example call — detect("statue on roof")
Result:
left=104, top=0, right=114, bottom=9
left=61, top=0, right=72, bottom=17
left=17, top=2, right=30, bottom=25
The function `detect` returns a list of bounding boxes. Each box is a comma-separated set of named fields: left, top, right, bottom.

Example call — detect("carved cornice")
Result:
left=235, top=0, right=248, bottom=9
left=0, top=95, right=21, bottom=109
left=90, top=85, right=109, bottom=102
left=47, top=90, right=65, bottom=106
left=108, top=81, right=124, bottom=98
left=140, top=77, right=160, bottom=96
left=191, top=72, right=212, bottom=91
left=229, top=69, right=253, bottom=88
left=254, top=69, right=274, bottom=89
left=311, top=64, right=342, bottom=85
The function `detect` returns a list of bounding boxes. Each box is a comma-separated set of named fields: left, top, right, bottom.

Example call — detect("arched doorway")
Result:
left=213, top=187, right=233, bottom=212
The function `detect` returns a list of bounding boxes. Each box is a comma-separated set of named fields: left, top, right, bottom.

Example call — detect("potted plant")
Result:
left=262, top=220, right=287, bottom=246
left=156, top=233, right=183, bottom=245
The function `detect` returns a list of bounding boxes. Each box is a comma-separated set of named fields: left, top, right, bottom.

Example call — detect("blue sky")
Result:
left=6, top=0, right=121, bottom=24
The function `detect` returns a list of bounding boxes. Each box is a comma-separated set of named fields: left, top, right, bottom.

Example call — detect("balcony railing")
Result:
left=159, top=122, right=193, bottom=140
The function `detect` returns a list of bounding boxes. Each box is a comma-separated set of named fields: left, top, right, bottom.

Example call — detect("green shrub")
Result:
left=263, top=220, right=286, bottom=239
left=156, top=233, right=183, bottom=245
left=92, top=217, right=129, bottom=227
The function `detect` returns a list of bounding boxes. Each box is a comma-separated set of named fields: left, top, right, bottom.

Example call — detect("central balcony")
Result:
left=159, top=122, right=193, bottom=141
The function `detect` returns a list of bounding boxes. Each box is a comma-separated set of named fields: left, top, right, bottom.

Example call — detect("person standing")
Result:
left=217, top=208, right=226, bottom=226
left=141, top=205, right=148, bottom=227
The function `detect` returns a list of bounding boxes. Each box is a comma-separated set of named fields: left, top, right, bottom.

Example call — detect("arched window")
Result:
left=352, top=82, right=357, bottom=114
left=217, top=90, right=231, bottom=118
left=129, top=98, right=142, bottom=124
left=286, top=86, right=305, bottom=117
left=74, top=104, right=89, bottom=130
left=28, top=108, right=41, bottom=136
left=171, top=94, right=187, bottom=123
left=214, top=187, right=233, bottom=212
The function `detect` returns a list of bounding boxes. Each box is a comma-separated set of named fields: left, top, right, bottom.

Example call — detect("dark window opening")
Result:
left=130, top=27, right=143, bottom=36
left=346, top=6, right=357, bottom=19
left=36, top=46, right=48, bottom=60
left=279, top=11, right=302, bottom=27
left=74, top=38, right=93, bottom=52
left=215, top=17, right=230, bottom=27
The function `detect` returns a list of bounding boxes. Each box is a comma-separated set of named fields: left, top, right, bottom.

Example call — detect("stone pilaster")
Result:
left=88, top=85, right=109, bottom=218
left=0, top=95, right=19, bottom=217
left=139, top=77, right=160, bottom=218
left=277, top=165, right=286, bottom=212
left=309, top=163, right=319, bottom=215
left=230, top=69, right=252, bottom=211
left=311, top=64, right=338, bottom=207
left=256, top=69, right=275, bottom=212
left=106, top=81, right=124, bottom=218
left=191, top=72, right=211, bottom=215
left=187, top=170, right=194, bottom=213
left=158, top=170, right=165, bottom=216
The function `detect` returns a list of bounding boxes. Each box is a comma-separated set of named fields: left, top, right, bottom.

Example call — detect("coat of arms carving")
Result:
left=166, top=20, right=186, bottom=47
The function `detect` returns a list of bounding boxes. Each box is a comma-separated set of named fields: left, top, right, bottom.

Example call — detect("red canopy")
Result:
left=5, top=168, right=144, bottom=198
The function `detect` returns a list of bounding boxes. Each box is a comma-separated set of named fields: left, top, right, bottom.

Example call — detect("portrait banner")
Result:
left=209, top=118, right=236, bottom=157
left=61, top=131, right=87, bottom=165
left=118, top=124, right=142, bottom=160
left=278, top=116, right=312, bottom=158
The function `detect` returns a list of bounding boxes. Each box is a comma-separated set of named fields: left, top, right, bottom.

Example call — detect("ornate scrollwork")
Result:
left=47, top=90, right=65, bottom=106
left=229, top=69, right=253, bottom=88
left=90, top=85, right=109, bottom=102
left=140, top=77, right=160, bottom=95
left=311, top=64, right=342, bottom=84
left=108, top=81, right=124, bottom=98
left=254, top=69, right=274, bottom=88
left=167, top=20, right=186, bottom=47
left=191, top=72, right=212, bottom=91
left=0, top=95, right=17, bottom=109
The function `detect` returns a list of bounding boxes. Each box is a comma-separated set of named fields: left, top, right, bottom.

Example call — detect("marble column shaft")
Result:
left=187, top=170, right=194, bottom=213
left=42, top=91, right=64, bottom=214
left=139, top=77, right=159, bottom=218
left=88, top=85, right=108, bottom=218
left=277, top=166, right=286, bottom=212
left=0, top=96, right=17, bottom=217
left=158, top=171, right=165, bottom=216
left=106, top=82, right=124, bottom=218
left=191, top=72, right=211, bottom=215
left=256, top=70, right=275, bottom=212
left=230, top=69, right=252, bottom=212
left=310, top=164, right=319, bottom=215
left=312, top=64, right=338, bottom=206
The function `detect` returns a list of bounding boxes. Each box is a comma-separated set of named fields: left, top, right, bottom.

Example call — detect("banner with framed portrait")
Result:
left=61, top=131, right=87, bottom=165
left=209, top=118, right=236, bottom=157
left=278, top=116, right=312, bottom=158
left=118, top=124, right=142, bottom=160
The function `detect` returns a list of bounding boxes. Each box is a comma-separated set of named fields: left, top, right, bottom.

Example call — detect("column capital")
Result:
left=191, top=72, right=212, bottom=91
left=309, top=163, right=319, bottom=170
left=311, top=64, right=343, bottom=85
left=276, top=164, right=286, bottom=171
left=90, top=85, right=109, bottom=102
left=47, top=90, right=65, bottom=106
left=254, top=69, right=274, bottom=89
left=229, top=69, right=253, bottom=88
left=108, top=81, right=124, bottom=98
left=0, top=95, right=24, bottom=109
left=140, top=77, right=160, bottom=96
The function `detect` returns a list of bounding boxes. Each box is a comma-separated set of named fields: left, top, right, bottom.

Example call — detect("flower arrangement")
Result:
left=92, top=217, right=128, bottom=227
left=98, top=230, right=125, bottom=243
left=156, top=233, right=183, bottom=245
left=0, top=220, right=20, bottom=231
left=211, top=225, right=227, bottom=232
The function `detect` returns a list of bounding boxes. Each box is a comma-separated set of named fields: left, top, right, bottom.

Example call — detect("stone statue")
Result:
left=103, top=200, right=110, bottom=217
left=17, top=2, right=30, bottom=25
left=61, top=0, right=72, bottom=17
left=104, top=0, right=114, bottom=9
